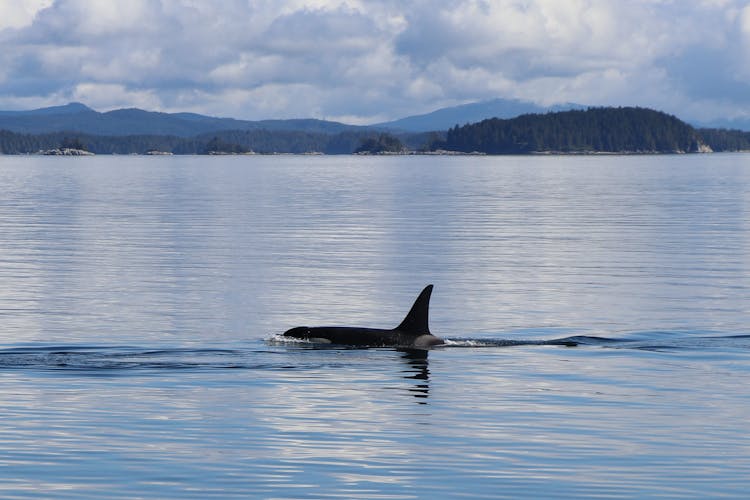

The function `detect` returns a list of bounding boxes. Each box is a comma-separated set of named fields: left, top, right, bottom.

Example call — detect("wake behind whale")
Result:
left=1, top=333, right=749, bottom=372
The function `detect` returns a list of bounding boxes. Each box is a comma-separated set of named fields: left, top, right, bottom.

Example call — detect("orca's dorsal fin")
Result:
left=395, top=285, right=433, bottom=335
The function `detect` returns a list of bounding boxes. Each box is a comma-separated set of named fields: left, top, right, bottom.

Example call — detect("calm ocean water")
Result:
left=1, top=154, right=749, bottom=498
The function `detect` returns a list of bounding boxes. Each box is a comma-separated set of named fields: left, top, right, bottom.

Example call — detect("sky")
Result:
left=0, top=0, right=749, bottom=125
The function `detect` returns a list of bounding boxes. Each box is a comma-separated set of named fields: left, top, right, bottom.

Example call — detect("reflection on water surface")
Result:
left=1, top=154, right=750, bottom=498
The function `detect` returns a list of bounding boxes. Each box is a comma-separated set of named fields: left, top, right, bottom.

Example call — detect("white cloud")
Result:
left=0, top=0, right=749, bottom=124
left=71, top=82, right=162, bottom=111
left=740, top=5, right=750, bottom=37
left=0, top=0, right=53, bottom=30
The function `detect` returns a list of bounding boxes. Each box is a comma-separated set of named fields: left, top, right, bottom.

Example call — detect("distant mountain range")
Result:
left=0, top=98, right=589, bottom=137
left=0, top=102, right=369, bottom=137
left=3, top=102, right=750, bottom=155
left=697, top=117, right=750, bottom=132
left=1, top=99, right=748, bottom=141
left=374, top=98, right=585, bottom=131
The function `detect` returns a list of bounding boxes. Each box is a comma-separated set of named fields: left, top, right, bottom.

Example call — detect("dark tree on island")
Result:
left=201, top=136, right=250, bottom=154
left=61, top=136, right=87, bottom=151
left=696, top=128, right=750, bottom=152
left=354, top=133, right=406, bottom=154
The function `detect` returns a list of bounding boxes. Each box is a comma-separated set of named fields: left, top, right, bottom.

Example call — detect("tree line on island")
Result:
left=2, top=107, right=750, bottom=155
left=434, top=107, right=707, bottom=153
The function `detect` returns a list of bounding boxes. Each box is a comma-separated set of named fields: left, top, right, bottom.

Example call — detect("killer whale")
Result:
left=283, top=285, right=444, bottom=348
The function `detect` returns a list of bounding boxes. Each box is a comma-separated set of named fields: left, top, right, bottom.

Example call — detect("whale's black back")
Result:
left=282, top=285, right=440, bottom=347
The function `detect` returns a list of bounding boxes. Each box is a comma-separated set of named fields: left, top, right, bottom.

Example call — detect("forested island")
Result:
left=1, top=106, right=750, bottom=155
left=432, top=107, right=728, bottom=154
left=0, top=128, right=428, bottom=155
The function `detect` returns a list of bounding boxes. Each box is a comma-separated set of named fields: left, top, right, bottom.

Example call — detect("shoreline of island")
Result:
left=3, top=107, right=750, bottom=156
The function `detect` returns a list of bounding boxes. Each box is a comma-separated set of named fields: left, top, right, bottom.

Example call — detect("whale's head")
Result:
left=283, top=326, right=311, bottom=338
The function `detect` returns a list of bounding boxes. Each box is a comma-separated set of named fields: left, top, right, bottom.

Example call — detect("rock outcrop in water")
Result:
left=38, top=148, right=95, bottom=156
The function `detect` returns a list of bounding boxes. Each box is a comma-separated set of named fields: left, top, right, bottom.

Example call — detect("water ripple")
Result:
left=4, top=331, right=750, bottom=373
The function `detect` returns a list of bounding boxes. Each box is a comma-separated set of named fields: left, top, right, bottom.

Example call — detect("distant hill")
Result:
left=694, top=117, right=750, bottom=132
left=0, top=102, right=93, bottom=116
left=375, top=98, right=585, bottom=132
left=0, top=102, right=368, bottom=137
left=431, top=107, right=707, bottom=154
